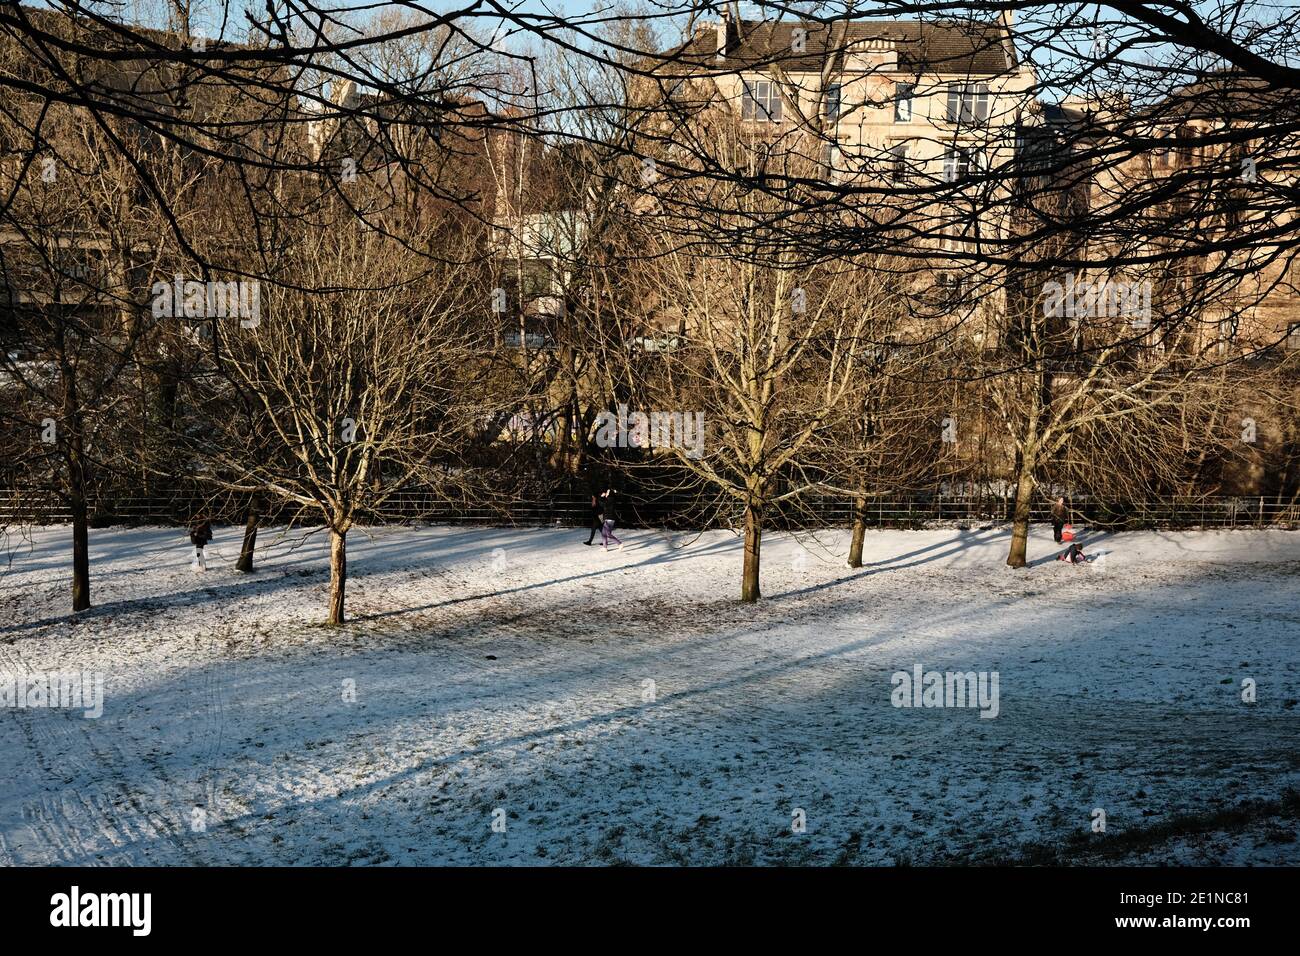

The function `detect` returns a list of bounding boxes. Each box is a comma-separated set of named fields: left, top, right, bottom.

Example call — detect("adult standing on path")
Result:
left=1051, top=496, right=1069, bottom=544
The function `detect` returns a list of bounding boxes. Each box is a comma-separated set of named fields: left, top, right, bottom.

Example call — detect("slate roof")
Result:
left=661, top=18, right=1014, bottom=76
left=1150, top=72, right=1289, bottom=124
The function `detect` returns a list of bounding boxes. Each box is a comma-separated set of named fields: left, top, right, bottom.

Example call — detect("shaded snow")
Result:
left=1, top=522, right=1298, bottom=865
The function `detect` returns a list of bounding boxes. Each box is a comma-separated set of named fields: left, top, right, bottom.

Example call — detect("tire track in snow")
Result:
left=0, top=645, right=204, bottom=865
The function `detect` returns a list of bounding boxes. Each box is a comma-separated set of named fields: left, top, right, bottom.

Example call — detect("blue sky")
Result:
left=28, top=1, right=1300, bottom=73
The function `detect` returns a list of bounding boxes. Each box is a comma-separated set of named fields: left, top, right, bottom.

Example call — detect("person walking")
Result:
left=189, top=514, right=213, bottom=571
left=599, top=489, right=623, bottom=550
left=1051, top=496, right=1069, bottom=544
left=583, top=492, right=604, bottom=546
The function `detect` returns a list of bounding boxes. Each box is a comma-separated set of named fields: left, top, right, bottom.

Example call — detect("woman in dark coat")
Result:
left=583, top=493, right=604, bottom=546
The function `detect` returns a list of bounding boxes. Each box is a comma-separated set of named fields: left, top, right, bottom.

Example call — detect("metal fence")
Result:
left=3, top=488, right=1298, bottom=530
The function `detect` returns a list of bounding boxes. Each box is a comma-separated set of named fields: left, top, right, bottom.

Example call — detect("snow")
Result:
left=1, top=522, right=1298, bottom=865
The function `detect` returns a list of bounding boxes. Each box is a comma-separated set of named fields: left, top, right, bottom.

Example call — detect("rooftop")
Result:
left=661, top=17, right=1015, bottom=76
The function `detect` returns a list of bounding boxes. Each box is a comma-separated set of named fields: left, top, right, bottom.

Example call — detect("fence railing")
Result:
left=2, top=488, right=1298, bottom=531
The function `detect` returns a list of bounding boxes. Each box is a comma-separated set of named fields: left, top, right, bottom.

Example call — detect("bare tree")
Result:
left=616, top=114, right=884, bottom=600
left=176, top=221, right=488, bottom=624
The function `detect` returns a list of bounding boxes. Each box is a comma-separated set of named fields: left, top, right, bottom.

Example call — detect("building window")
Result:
left=520, top=258, right=555, bottom=300
left=945, top=82, right=990, bottom=124
left=1217, top=318, right=1236, bottom=355
left=55, top=249, right=95, bottom=283
left=1160, top=131, right=1192, bottom=167
left=894, top=82, right=914, bottom=123
left=824, top=83, right=841, bottom=121
left=889, top=142, right=910, bottom=183
left=821, top=142, right=839, bottom=171
left=1017, top=126, right=1054, bottom=172
left=938, top=227, right=966, bottom=253
left=935, top=271, right=967, bottom=303
left=741, top=79, right=782, bottom=122
left=1288, top=323, right=1300, bottom=350
left=942, top=145, right=981, bottom=182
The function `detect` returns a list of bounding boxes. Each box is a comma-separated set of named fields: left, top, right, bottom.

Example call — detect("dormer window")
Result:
left=741, top=79, right=783, bottom=122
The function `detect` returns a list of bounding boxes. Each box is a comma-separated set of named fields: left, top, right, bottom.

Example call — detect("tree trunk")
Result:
left=236, top=503, right=259, bottom=573
left=848, top=488, right=867, bottom=568
left=70, top=493, right=90, bottom=612
left=1006, top=459, right=1036, bottom=569
left=60, top=339, right=91, bottom=612
left=572, top=406, right=592, bottom=474
left=328, top=527, right=347, bottom=625
left=741, top=494, right=763, bottom=602
left=549, top=356, right=575, bottom=473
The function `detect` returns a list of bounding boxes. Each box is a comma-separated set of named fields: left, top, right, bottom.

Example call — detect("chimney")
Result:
left=716, top=9, right=734, bottom=60
left=1000, top=9, right=1018, bottom=68
left=333, top=79, right=358, bottom=108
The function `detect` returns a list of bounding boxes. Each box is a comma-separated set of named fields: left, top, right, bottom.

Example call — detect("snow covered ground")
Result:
left=1, top=522, right=1298, bottom=866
